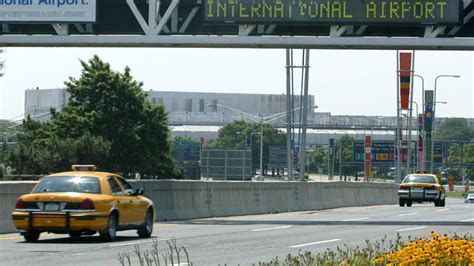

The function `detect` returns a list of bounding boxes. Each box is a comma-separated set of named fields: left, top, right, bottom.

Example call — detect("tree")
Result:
left=205, top=120, right=286, bottom=173
left=7, top=55, right=182, bottom=179
left=464, top=144, right=474, bottom=179
left=308, top=146, right=328, bottom=173
left=435, top=118, right=473, bottom=141
left=334, top=134, right=358, bottom=180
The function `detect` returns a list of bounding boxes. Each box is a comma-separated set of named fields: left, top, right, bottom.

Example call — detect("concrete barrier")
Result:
left=0, top=180, right=398, bottom=234
left=0, top=182, right=37, bottom=234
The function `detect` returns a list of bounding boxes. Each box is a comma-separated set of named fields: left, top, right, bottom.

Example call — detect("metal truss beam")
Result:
left=448, top=9, right=474, bottom=36
left=424, top=26, right=446, bottom=38
left=239, top=25, right=256, bottom=36
left=0, top=35, right=472, bottom=50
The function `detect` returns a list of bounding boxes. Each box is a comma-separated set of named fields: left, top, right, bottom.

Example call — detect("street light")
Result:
left=207, top=103, right=299, bottom=180
left=430, top=75, right=460, bottom=173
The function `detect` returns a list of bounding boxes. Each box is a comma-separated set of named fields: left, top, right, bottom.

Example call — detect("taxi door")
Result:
left=107, top=176, right=132, bottom=225
left=116, top=176, right=146, bottom=225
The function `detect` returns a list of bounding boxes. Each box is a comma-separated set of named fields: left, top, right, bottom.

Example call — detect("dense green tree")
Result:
left=7, top=56, right=182, bottom=178
left=205, top=120, right=286, bottom=173
left=464, top=144, right=474, bottom=179
left=308, top=146, right=328, bottom=173
left=435, top=118, right=473, bottom=141
left=334, top=135, right=358, bottom=179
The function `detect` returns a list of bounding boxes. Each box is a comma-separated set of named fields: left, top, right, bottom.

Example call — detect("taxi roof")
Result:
left=406, top=173, right=437, bottom=177
left=47, top=171, right=118, bottom=179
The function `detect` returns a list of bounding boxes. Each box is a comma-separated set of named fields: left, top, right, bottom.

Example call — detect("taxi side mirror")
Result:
left=135, top=188, right=144, bottom=196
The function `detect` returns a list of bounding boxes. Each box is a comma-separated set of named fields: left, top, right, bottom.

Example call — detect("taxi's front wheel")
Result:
left=138, top=209, right=153, bottom=238
left=23, top=231, right=40, bottom=242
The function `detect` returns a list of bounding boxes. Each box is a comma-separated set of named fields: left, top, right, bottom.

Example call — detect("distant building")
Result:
left=23, top=88, right=473, bottom=145
left=25, top=88, right=313, bottom=118
left=24, top=88, right=69, bottom=121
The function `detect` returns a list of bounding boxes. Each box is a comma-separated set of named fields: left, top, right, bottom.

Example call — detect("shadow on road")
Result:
left=17, top=235, right=156, bottom=244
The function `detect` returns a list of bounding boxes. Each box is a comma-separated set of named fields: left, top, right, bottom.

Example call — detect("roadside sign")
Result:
left=269, top=146, right=287, bottom=168
left=174, top=141, right=200, bottom=162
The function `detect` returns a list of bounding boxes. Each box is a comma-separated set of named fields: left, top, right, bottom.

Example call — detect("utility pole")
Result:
left=285, top=49, right=293, bottom=181
left=299, top=49, right=310, bottom=182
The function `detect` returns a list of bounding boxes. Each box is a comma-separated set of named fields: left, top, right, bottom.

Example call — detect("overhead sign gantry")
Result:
left=0, top=0, right=472, bottom=50
left=204, top=0, right=462, bottom=25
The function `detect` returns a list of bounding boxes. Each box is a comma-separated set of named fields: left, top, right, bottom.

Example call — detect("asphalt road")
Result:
left=1, top=198, right=473, bottom=265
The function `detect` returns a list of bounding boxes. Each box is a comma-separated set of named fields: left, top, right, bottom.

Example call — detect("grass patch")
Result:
left=118, top=238, right=190, bottom=266
left=446, top=191, right=467, bottom=199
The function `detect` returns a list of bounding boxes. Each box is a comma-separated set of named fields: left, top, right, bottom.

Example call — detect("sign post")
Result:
left=364, top=135, right=372, bottom=181
left=328, top=139, right=335, bottom=180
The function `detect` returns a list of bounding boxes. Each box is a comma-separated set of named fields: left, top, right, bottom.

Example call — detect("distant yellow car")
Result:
left=11, top=165, right=155, bottom=242
left=398, top=174, right=446, bottom=207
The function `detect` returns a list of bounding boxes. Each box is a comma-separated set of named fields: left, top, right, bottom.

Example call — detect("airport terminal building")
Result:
left=24, top=88, right=471, bottom=145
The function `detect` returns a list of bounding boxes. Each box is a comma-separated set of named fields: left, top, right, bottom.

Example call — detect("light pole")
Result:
left=208, top=103, right=300, bottom=180
left=430, top=75, right=460, bottom=173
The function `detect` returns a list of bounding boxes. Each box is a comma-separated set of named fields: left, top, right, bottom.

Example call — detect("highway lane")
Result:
left=0, top=198, right=472, bottom=265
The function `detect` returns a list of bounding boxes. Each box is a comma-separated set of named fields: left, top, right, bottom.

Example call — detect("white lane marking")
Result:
left=290, top=239, right=341, bottom=248
left=398, top=212, right=417, bottom=217
left=109, top=238, right=171, bottom=247
left=435, top=208, right=450, bottom=212
left=251, top=225, right=292, bottom=232
left=396, top=226, right=426, bottom=232
left=461, top=218, right=474, bottom=222
left=109, top=241, right=142, bottom=247
left=341, top=217, right=369, bottom=222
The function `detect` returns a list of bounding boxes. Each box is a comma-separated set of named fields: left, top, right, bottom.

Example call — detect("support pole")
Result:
left=396, top=51, right=402, bottom=183
left=406, top=51, right=415, bottom=174
left=286, top=49, right=293, bottom=181
left=299, top=49, right=310, bottom=182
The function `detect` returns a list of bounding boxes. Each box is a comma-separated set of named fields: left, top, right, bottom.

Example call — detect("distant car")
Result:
left=465, top=192, right=474, bottom=204
left=11, top=165, right=155, bottom=242
left=398, top=174, right=446, bottom=207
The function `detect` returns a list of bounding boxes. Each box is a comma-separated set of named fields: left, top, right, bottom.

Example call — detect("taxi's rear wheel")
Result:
left=100, top=213, right=118, bottom=241
left=138, top=209, right=153, bottom=238
left=23, top=231, right=40, bottom=242
left=439, top=198, right=446, bottom=207
left=69, top=231, right=82, bottom=239
left=399, top=198, right=406, bottom=207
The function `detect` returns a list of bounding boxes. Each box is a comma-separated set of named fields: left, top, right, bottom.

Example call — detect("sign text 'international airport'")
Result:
left=204, top=0, right=462, bottom=25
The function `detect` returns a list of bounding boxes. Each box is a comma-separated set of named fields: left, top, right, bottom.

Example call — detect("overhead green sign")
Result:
left=204, top=0, right=462, bottom=25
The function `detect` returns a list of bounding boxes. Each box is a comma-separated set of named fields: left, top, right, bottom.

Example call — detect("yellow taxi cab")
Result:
left=398, top=173, right=446, bottom=207
left=11, top=165, right=155, bottom=242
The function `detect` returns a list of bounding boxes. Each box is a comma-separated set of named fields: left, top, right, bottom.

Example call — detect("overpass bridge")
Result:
left=167, top=112, right=473, bottom=131
left=0, top=0, right=473, bottom=50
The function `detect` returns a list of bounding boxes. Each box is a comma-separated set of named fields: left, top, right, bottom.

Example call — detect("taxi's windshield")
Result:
left=402, top=175, right=436, bottom=184
left=34, top=176, right=101, bottom=194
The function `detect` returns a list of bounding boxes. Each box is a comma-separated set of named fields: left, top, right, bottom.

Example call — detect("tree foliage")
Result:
left=7, top=55, right=182, bottom=178
left=435, top=118, right=473, bottom=141
left=205, top=120, right=286, bottom=172
left=308, top=134, right=359, bottom=178
left=308, top=146, right=328, bottom=173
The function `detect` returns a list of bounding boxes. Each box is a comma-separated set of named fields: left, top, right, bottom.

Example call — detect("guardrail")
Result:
left=0, top=180, right=398, bottom=234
